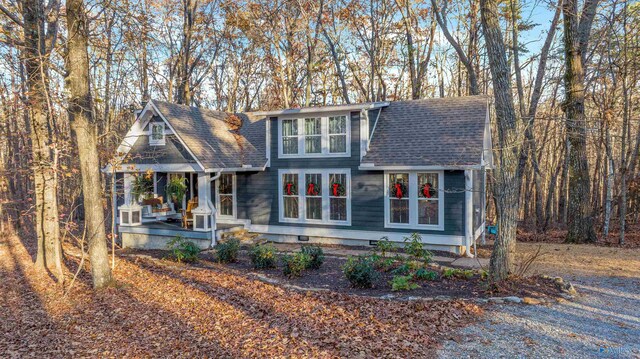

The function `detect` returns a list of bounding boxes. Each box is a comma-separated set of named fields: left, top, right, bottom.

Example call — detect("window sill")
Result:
left=384, top=223, right=445, bottom=231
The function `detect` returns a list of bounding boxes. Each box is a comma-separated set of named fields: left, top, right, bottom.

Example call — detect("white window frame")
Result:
left=215, top=172, right=236, bottom=220
left=384, top=171, right=445, bottom=231
left=278, top=113, right=351, bottom=158
left=278, top=168, right=351, bottom=225
left=149, top=122, right=166, bottom=146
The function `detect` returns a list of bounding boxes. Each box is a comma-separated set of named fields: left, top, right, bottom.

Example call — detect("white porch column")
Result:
left=119, top=173, right=142, bottom=226
left=192, top=172, right=213, bottom=232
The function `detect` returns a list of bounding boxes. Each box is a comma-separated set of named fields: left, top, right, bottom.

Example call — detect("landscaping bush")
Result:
left=442, top=268, right=474, bottom=280
left=342, top=255, right=379, bottom=288
left=403, top=233, right=433, bottom=263
left=390, top=275, right=420, bottom=291
left=167, top=236, right=200, bottom=263
left=282, top=252, right=311, bottom=278
left=374, top=236, right=395, bottom=258
left=391, top=262, right=411, bottom=276
left=415, top=268, right=439, bottom=281
left=250, top=243, right=278, bottom=269
left=301, top=245, right=324, bottom=269
left=215, top=238, right=240, bottom=263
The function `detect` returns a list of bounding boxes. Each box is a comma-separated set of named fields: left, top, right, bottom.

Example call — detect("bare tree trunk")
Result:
left=66, top=0, right=113, bottom=289
left=175, top=0, right=196, bottom=105
left=481, top=0, right=522, bottom=281
left=562, top=0, right=598, bottom=243
left=22, top=0, right=64, bottom=281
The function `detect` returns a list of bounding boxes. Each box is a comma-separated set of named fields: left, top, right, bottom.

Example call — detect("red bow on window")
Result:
left=423, top=184, right=431, bottom=198
left=307, top=183, right=317, bottom=196
left=286, top=183, right=293, bottom=196
left=332, top=183, right=340, bottom=197
left=394, top=183, right=404, bottom=199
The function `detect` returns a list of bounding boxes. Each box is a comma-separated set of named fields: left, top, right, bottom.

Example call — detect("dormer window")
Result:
left=279, top=114, right=350, bottom=158
left=149, top=122, right=165, bottom=145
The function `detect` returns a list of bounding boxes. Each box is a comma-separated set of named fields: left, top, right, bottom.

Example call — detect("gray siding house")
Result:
left=110, top=96, right=492, bottom=255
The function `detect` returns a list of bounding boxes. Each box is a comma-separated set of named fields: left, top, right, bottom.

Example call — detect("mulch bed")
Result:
left=210, top=253, right=563, bottom=300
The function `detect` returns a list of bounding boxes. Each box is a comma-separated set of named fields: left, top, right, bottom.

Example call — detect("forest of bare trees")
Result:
left=0, top=0, right=638, bottom=283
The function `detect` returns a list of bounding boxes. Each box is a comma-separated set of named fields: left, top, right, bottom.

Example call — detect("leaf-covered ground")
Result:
left=0, top=234, right=481, bottom=358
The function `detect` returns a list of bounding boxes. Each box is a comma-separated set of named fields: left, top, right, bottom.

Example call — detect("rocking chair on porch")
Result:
left=182, top=197, right=198, bottom=229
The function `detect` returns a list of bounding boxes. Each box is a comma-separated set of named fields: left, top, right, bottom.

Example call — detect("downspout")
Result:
left=464, top=169, right=475, bottom=258
left=209, top=171, right=222, bottom=247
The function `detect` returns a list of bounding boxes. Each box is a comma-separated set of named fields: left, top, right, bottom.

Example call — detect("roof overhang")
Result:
left=249, top=102, right=390, bottom=117
left=204, top=162, right=268, bottom=173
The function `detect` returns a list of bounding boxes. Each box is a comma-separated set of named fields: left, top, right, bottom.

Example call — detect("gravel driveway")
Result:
left=438, top=275, right=640, bottom=358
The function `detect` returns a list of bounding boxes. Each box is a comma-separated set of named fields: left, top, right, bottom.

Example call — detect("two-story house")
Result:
left=110, top=96, right=492, bottom=255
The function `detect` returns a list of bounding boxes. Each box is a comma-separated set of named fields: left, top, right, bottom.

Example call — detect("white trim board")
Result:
left=113, top=163, right=201, bottom=173
left=249, top=102, right=389, bottom=116
left=248, top=224, right=465, bottom=246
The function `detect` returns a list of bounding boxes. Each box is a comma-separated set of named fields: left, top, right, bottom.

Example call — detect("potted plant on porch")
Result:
left=131, top=174, right=154, bottom=204
left=166, top=177, right=188, bottom=210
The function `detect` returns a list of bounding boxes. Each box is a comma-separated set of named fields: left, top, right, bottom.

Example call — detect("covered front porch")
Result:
left=114, top=165, right=241, bottom=249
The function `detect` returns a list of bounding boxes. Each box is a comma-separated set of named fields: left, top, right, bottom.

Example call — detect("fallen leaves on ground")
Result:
left=0, top=234, right=481, bottom=358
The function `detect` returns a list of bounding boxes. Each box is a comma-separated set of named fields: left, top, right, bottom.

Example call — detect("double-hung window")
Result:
left=149, top=122, right=165, bottom=145
left=282, top=119, right=299, bottom=155
left=384, top=171, right=444, bottom=230
left=279, top=169, right=351, bottom=225
left=216, top=173, right=235, bottom=218
left=279, top=114, right=350, bottom=157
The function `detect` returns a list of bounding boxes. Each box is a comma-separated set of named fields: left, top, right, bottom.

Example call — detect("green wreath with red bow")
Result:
left=392, top=182, right=407, bottom=199
left=331, top=182, right=346, bottom=197
left=284, top=182, right=297, bottom=196
left=420, top=183, right=435, bottom=198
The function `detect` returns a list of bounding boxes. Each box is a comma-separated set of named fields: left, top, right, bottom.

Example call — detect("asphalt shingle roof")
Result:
left=362, top=96, right=489, bottom=167
left=153, top=100, right=267, bottom=170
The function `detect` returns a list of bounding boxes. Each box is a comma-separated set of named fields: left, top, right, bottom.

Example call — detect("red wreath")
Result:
left=307, top=182, right=318, bottom=196
left=332, top=183, right=340, bottom=197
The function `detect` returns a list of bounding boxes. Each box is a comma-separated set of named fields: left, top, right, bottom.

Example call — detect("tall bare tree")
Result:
left=562, top=0, right=599, bottom=243
left=480, top=0, right=522, bottom=281
left=19, top=0, right=64, bottom=281
left=65, top=0, right=113, bottom=288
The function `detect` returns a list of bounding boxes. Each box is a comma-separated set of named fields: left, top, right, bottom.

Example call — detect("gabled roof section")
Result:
left=361, top=96, right=489, bottom=168
left=152, top=100, right=267, bottom=171
left=248, top=101, right=389, bottom=116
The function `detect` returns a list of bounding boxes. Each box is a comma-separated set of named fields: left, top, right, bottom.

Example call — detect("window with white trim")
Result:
left=279, top=169, right=351, bottom=225
left=216, top=173, right=235, bottom=218
left=279, top=114, right=350, bottom=157
left=282, top=119, right=299, bottom=154
left=384, top=171, right=444, bottom=230
left=149, top=122, right=165, bottom=145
